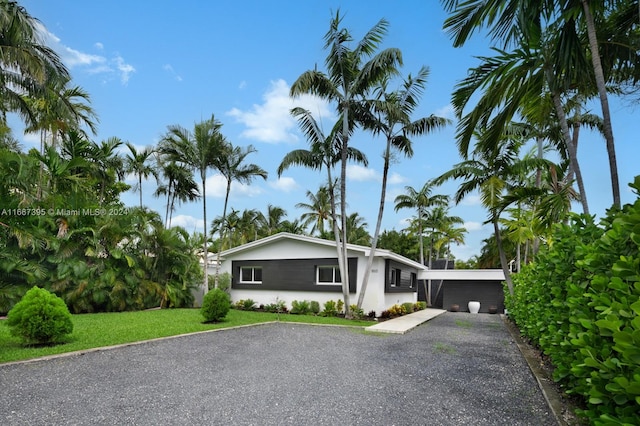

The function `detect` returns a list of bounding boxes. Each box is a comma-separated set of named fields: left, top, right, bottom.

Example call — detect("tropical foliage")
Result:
left=506, top=177, right=640, bottom=424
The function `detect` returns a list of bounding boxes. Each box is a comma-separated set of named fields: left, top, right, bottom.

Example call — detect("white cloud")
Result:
left=269, top=176, right=299, bottom=192
left=347, top=164, right=379, bottom=182
left=389, top=172, right=407, bottom=185
left=163, top=64, right=182, bottom=82
left=35, top=22, right=134, bottom=85
left=239, top=81, right=247, bottom=89
left=463, top=221, right=484, bottom=231
left=114, top=55, right=135, bottom=84
left=203, top=174, right=263, bottom=198
left=460, top=194, right=482, bottom=206
left=435, top=103, right=455, bottom=120
left=227, top=79, right=332, bottom=144
left=170, top=215, right=204, bottom=232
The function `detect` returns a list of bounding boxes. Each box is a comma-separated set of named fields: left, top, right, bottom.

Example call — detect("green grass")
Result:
left=433, top=342, right=456, bottom=354
left=454, top=319, right=473, bottom=329
left=0, top=309, right=373, bottom=364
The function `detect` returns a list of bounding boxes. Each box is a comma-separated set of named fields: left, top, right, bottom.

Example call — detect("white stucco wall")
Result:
left=210, top=234, right=421, bottom=315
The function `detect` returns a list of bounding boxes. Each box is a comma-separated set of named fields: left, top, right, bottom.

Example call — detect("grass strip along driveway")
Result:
left=0, top=309, right=372, bottom=364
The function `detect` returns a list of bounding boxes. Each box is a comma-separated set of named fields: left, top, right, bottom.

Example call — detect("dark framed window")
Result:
left=389, top=268, right=401, bottom=287
left=240, top=266, right=262, bottom=283
left=317, top=265, right=341, bottom=284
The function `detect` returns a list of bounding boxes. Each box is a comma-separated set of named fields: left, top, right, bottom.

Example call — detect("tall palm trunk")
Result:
left=201, top=175, right=209, bottom=293
left=546, top=67, right=590, bottom=215
left=494, top=219, right=514, bottom=296
left=214, top=180, right=232, bottom=289
left=338, top=103, right=351, bottom=317
left=581, top=0, right=620, bottom=209
left=138, top=175, right=143, bottom=208
left=357, top=141, right=391, bottom=309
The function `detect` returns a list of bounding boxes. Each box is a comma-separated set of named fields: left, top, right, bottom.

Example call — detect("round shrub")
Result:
left=6, top=286, right=74, bottom=345
left=201, top=288, right=231, bottom=323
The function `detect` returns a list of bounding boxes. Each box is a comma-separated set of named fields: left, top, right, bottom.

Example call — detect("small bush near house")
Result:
left=291, top=300, right=312, bottom=315
left=7, top=286, right=73, bottom=345
left=263, top=300, right=287, bottom=314
left=309, top=300, right=320, bottom=315
left=233, top=299, right=256, bottom=311
left=388, top=304, right=407, bottom=317
left=379, top=310, right=391, bottom=319
left=414, top=301, right=427, bottom=311
left=336, top=299, right=344, bottom=314
left=321, top=300, right=338, bottom=317
left=402, top=302, right=414, bottom=314
left=201, top=288, right=231, bottom=323
left=349, top=304, right=365, bottom=320
left=367, top=310, right=376, bottom=319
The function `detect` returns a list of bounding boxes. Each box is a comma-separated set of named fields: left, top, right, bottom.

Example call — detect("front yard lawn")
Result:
left=0, top=308, right=372, bottom=364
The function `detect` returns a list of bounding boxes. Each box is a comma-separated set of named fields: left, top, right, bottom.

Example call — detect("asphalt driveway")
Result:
left=0, top=313, right=556, bottom=425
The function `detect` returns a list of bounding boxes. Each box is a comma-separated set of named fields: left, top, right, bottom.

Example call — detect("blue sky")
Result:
left=11, top=1, right=640, bottom=260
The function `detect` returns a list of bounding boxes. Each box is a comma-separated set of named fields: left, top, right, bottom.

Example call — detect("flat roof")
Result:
left=423, top=269, right=505, bottom=280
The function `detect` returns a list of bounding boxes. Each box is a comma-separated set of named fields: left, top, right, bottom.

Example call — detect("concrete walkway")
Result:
left=366, top=308, right=447, bottom=334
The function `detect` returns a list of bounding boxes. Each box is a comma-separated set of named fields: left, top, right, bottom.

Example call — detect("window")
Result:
left=240, top=266, right=262, bottom=283
left=317, top=265, right=341, bottom=284
left=389, top=268, right=401, bottom=287
left=410, top=272, right=417, bottom=288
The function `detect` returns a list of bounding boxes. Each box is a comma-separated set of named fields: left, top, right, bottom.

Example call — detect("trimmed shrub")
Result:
left=402, top=302, right=414, bottom=314
left=291, top=300, right=311, bottom=315
left=264, top=300, right=287, bottom=314
left=321, top=300, right=338, bottom=317
left=234, top=299, right=256, bottom=311
left=414, top=301, right=427, bottom=311
left=388, top=304, right=407, bottom=317
left=201, top=288, right=231, bottom=323
left=7, top=286, right=73, bottom=345
left=310, top=300, right=320, bottom=315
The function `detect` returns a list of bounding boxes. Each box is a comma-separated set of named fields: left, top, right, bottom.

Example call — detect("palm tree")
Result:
left=256, top=204, right=288, bottom=238
left=0, top=1, right=69, bottom=125
left=424, top=205, right=465, bottom=262
left=155, top=158, right=200, bottom=227
left=434, top=132, right=547, bottom=295
left=394, top=181, right=449, bottom=266
left=441, top=0, right=621, bottom=208
left=124, top=142, right=157, bottom=209
left=449, top=34, right=591, bottom=215
left=356, top=67, right=450, bottom=309
left=88, top=137, right=127, bottom=204
left=213, top=142, right=267, bottom=286
left=25, top=76, right=98, bottom=153
left=279, top=107, right=367, bottom=238
left=159, top=115, right=225, bottom=293
left=290, top=11, right=401, bottom=316
left=394, top=181, right=450, bottom=306
left=295, top=186, right=334, bottom=236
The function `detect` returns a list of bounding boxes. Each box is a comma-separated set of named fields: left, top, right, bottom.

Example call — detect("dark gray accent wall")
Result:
left=384, top=259, right=418, bottom=293
left=441, top=280, right=505, bottom=313
left=231, top=258, right=357, bottom=293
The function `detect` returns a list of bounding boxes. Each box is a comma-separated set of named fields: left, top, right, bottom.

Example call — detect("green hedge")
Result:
left=506, top=177, right=640, bottom=425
